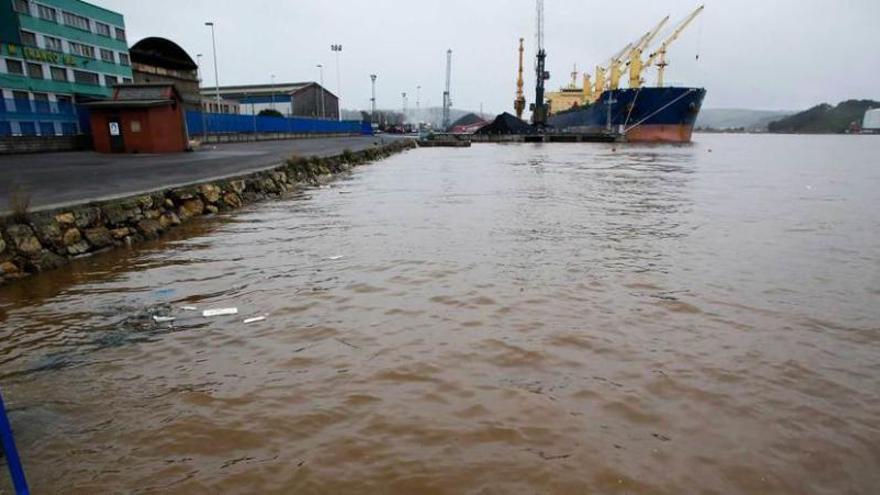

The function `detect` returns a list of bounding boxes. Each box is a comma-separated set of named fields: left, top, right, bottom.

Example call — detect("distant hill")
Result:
left=696, top=108, right=793, bottom=131
left=767, top=100, right=880, bottom=134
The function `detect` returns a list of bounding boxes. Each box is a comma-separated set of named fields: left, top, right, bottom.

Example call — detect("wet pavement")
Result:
left=0, top=135, right=405, bottom=213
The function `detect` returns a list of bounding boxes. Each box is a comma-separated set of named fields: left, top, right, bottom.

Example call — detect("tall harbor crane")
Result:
left=642, top=4, right=705, bottom=87
left=514, top=38, right=526, bottom=119
left=531, top=0, right=550, bottom=127
left=442, top=49, right=452, bottom=130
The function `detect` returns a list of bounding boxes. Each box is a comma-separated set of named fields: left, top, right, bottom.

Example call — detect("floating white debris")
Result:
left=202, top=308, right=238, bottom=317
left=153, top=316, right=176, bottom=323
left=326, top=255, right=344, bottom=261
left=181, top=306, right=198, bottom=311
left=243, top=316, right=267, bottom=324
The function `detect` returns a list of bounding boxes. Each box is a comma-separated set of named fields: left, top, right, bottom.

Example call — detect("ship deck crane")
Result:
left=514, top=38, right=526, bottom=119
left=625, top=16, right=670, bottom=89
left=595, top=42, right=632, bottom=98
left=644, top=5, right=705, bottom=87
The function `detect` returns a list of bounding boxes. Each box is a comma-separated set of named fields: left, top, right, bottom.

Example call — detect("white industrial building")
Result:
left=863, top=108, right=880, bottom=133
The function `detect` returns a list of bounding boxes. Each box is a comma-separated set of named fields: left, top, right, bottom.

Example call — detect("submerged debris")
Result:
left=203, top=308, right=238, bottom=317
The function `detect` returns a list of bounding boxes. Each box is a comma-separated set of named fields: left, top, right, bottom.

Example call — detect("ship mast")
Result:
left=514, top=38, right=526, bottom=119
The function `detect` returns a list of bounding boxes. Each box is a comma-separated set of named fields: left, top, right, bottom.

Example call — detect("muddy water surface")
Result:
left=1, top=134, right=879, bottom=494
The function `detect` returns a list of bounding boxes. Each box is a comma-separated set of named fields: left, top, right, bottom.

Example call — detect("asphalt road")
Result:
left=0, top=136, right=404, bottom=213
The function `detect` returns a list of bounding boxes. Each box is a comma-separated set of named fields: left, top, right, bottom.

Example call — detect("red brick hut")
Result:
left=86, top=84, right=188, bottom=153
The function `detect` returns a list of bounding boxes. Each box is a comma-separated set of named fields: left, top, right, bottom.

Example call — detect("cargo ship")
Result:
left=548, top=86, right=706, bottom=143
left=542, top=5, right=707, bottom=143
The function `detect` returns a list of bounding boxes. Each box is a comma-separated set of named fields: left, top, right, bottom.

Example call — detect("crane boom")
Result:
left=608, top=16, right=670, bottom=90
left=645, top=4, right=705, bottom=87
left=627, top=15, right=670, bottom=88
left=514, top=38, right=526, bottom=119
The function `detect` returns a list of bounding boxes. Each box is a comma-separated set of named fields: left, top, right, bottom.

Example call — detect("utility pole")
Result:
left=196, top=53, right=207, bottom=137
left=442, top=49, right=452, bottom=131
left=205, top=22, right=221, bottom=105
left=416, top=85, right=421, bottom=113
left=370, top=74, right=377, bottom=123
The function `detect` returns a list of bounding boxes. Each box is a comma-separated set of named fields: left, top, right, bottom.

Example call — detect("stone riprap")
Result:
left=0, top=140, right=415, bottom=286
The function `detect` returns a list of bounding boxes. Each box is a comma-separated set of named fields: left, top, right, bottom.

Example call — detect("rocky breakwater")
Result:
left=0, top=140, right=415, bottom=286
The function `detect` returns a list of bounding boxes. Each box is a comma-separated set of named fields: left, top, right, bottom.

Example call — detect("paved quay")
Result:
left=0, top=136, right=406, bottom=213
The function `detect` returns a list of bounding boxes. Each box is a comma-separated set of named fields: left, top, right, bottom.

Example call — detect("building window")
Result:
left=62, top=11, right=90, bottom=31
left=12, top=0, right=29, bottom=15
left=20, top=30, right=36, bottom=47
left=44, top=35, right=63, bottom=52
left=12, top=91, right=29, bottom=112
left=56, top=95, right=73, bottom=114
left=95, top=22, right=111, bottom=37
left=36, top=4, right=56, bottom=22
left=0, top=122, right=11, bottom=137
left=68, top=42, right=95, bottom=59
left=61, top=122, right=77, bottom=135
left=122, top=77, right=132, bottom=84
left=27, top=62, right=43, bottom=79
left=115, top=27, right=126, bottom=41
left=39, top=122, right=55, bottom=135
left=100, top=48, right=115, bottom=63
left=19, top=122, right=37, bottom=136
left=73, top=69, right=99, bottom=85
left=5, top=59, right=24, bottom=75
left=118, top=53, right=130, bottom=66
left=50, top=66, right=67, bottom=81
left=104, top=74, right=118, bottom=87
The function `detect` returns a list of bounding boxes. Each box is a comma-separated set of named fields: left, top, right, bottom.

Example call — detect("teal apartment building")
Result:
left=0, top=0, right=132, bottom=136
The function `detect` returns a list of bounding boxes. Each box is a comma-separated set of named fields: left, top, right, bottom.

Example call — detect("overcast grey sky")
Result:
left=96, top=0, right=880, bottom=113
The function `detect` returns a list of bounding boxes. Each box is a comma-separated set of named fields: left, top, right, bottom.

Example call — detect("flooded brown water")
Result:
left=1, top=134, right=879, bottom=494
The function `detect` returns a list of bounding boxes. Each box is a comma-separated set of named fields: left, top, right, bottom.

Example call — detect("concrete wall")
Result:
left=0, top=135, right=89, bottom=154
left=0, top=139, right=416, bottom=286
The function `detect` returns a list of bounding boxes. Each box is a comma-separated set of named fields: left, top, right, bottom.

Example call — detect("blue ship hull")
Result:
left=547, top=87, right=707, bottom=142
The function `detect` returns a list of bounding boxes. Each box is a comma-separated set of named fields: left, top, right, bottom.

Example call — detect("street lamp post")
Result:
left=196, top=53, right=207, bottom=138
left=370, top=74, right=377, bottom=124
left=331, top=44, right=342, bottom=121
left=205, top=22, right=220, bottom=105
left=316, top=64, right=325, bottom=119
left=270, top=74, right=276, bottom=112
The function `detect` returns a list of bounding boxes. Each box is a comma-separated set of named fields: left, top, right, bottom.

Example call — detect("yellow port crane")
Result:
left=625, top=15, right=670, bottom=89
left=642, top=4, right=705, bottom=88
left=514, top=38, right=526, bottom=119
left=594, top=42, right=632, bottom=98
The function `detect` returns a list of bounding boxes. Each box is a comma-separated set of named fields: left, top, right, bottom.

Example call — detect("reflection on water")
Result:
left=1, top=134, right=879, bottom=494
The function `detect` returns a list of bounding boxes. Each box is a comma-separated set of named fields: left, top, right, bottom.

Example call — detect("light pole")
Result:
left=205, top=22, right=220, bottom=105
left=416, top=85, right=421, bottom=113
left=270, top=74, right=276, bottom=112
left=316, top=64, right=325, bottom=119
left=402, top=92, right=407, bottom=121
left=331, top=44, right=342, bottom=121
left=370, top=74, right=377, bottom=123
left=196, top=53, right=207, bottom=137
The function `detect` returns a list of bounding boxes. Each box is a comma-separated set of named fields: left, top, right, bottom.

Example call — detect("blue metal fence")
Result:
left=186, top=111, right=371, bottom=136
